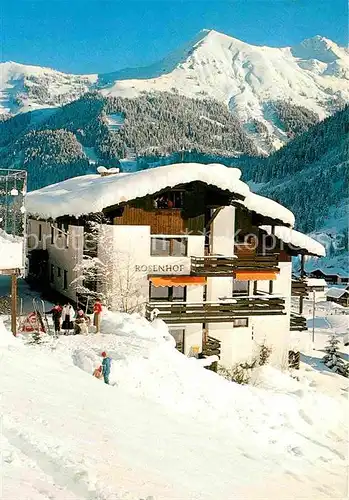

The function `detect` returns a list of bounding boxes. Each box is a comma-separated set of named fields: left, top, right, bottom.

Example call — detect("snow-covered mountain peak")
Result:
left=291, top=35, right=347, bottom=63
left=100, top=30, right=348, bottom=151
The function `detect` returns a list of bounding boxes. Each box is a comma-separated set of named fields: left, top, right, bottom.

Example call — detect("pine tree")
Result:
left=322, top=334, right=349, bottom=377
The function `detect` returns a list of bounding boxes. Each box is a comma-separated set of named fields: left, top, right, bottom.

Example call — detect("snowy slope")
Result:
left=0, top=61, right=97, bottom=114
left=1, top=30, right=348, bottom=149
left=1, top=313, right=348, bottom=500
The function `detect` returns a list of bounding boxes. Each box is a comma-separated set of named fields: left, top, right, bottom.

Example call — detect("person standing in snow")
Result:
left=74, top=309, right=90, bottom=335
left=101, top=351, right=111, bottom=384
left=46, top=304, right=62, bottom=335
left=61, top=303, right=75, bottom=334
left=93, top=298, right=103, bottom=333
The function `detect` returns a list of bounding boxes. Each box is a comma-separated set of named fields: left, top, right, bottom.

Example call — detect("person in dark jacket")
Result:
left=101, top=351, right=111, bottom=384
left=46, top=304, right=62, bottom=335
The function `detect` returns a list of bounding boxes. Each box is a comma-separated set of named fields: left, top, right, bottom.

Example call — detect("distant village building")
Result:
left=26, top=163, right=325, bottom=367
left=326, top=286, right=349, bottom=308
left=308, top=269, right=349, bottom=286
left=305, top=278, right=328, bottom=302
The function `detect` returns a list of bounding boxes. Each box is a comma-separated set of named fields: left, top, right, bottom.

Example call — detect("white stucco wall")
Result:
left=187, top=235, right=205, bottom=257
left=211, top=206, right=235, bottom=256
left=27, top=219, right=84, bottom=302
left=184, top=324, right=203, bottom=355
left=249, top=260, right=292, bottom=367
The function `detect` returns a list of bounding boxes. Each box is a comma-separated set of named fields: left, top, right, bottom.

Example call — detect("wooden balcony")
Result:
left=191, top=254, right=279, bottom=276
left=146, top=296, right=286, bottom=324
left=291, top=278, right=308, bottom=297
left=290, top=313, right=308, bottom=331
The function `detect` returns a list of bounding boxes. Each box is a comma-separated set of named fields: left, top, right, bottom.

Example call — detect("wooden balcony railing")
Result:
left=291, top=278, right=308, bottom=297
left=202, top=336, right=221, bottom=358
left=146, top=296, right=285, bottom=324
left=290, top=313, right=308, bottom=331
left=191, top=254, right=279, bottom=276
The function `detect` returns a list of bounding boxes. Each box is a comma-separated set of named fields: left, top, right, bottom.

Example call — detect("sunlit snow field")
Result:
left=1, top=302, right=348, bottom=500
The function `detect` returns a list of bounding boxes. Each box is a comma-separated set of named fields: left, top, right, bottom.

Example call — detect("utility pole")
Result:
left=11, top=271, right=18, bottom=336
left=299, top=253, right=305, bottom=315
left=312, top=288, right=316, bottom=348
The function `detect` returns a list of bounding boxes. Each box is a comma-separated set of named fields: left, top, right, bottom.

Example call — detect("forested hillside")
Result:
left=240, top=106, right=349, bottom=269
left=243, top=105, right=348, bottom=184
left=0, top=92, right=258, bottom=189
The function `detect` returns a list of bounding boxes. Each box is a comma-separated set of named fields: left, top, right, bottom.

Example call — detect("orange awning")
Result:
left=234, top=270, right=278, bottom=281
left=150, top=276, right=207, bottom=287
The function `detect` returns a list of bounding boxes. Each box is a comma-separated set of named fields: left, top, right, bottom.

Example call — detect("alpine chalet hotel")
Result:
left=26, top=163, right=325, bottom=367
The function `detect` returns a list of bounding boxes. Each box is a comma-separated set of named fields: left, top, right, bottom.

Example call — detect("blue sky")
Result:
left=2, top=0, right=347, bottom=74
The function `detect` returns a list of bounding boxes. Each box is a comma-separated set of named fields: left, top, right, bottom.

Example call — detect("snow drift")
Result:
left=1, top=311, right=347, bottom=499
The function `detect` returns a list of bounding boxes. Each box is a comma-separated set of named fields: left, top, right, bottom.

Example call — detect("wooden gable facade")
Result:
left=103, top=181, right=241, bottom=235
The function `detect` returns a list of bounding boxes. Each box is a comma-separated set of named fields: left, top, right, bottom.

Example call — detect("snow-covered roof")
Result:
left=310, top=268, right=349, bottom=278
left=260, top=225, right=326, bottom=257
left=306, top=278, right=327, bottom=288
left=326, top=287, right=349, bottom=299
left=243, top=193, right=295, bottom=227
left=26, top=163, right=295, bottom=226
left=0, top=229, right=24, bottom=270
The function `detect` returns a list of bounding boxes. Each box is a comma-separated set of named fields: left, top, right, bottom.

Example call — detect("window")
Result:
left=38, top=224, right=42, bottom=241
left=150, top=237, right=188, bottom=257
left=149, top=284, right=186, bottom=302
left=50, top=264, right=54, bottom=283
left=233, top=318, right=249, bottom=328
left=169, top=328, right=185, bottom=353
left=57, top=267, right=61, bottom=278
left=153, top=191, right=184, bottom=209
left=233, top=280, right=249, bottom=296
left=151, top=238, right=170, bottom=256
left=63, top=270, right=68, bottom=290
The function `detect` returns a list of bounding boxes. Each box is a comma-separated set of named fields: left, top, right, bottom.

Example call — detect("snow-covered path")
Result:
left=1, top=313, right=348, bottom=499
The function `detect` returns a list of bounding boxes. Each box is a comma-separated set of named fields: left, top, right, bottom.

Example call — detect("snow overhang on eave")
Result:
left=240, top=193, right=295, bottom=228
left=260, top=225, right=326, bottom=258
left=233, top=201, right=294, bottom=228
